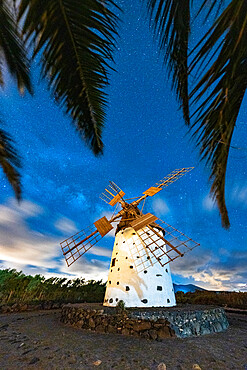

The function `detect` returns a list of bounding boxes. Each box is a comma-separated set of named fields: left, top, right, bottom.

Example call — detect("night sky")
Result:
left=0, top=1, right=246, bottom=291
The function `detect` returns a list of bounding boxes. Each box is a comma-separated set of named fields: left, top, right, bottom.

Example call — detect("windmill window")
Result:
left=132, top=233, right=136, bottom=235
left=136, top=256, right=139, bottom=258
left=111, top=269, right=112, bottom=272
left=129, top=265, right=133, bottom=269
left=144, top=270, right=147, bottom=274
left=117, top=268, right=120, bottom=271
left=109, top=281, right=111, bottom=284
left=104, top=299, right=108, bottom=302
left=123, top=241, right=125, bottom=243
left=117, top=281, right=119, bottom=285
left=111, top=258, right=116, bottom=267
left=126, top=256, right=128, bottom=259
left=147, top=256, right=150, bottom=260
left=156, top=274, right=162, bottom=277
left=133, top=242, right=135, bottom=245
left=166, top=268, right=168, bottom=273
left=167, top=299, right=170, bottom=303
left=141, top=299, right=148, bottom=304
left=126, top=286, right=130, bottom=291
left=116, top=252, right=118, bottom=255
left=157, top=286, right=162, bottom=291
left=116, top=298, right=119, bottom=302
left=109, top=298, right=113, bottom=303
left=116, top=243, right=118, bottom=245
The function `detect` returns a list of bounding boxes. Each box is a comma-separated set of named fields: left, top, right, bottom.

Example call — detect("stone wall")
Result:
left=129, top=307, right=229, bottom=338
left=61, top=304, right=229, bottom=339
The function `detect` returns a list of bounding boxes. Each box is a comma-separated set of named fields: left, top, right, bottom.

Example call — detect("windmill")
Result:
left=60, top=167, right=200, bottom=307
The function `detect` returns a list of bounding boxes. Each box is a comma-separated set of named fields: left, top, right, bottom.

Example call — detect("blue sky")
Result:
left=0, top=1, right=246, bottom=291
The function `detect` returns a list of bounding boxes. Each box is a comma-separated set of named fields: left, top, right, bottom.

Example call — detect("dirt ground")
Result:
left=0, top=309, right=246, bottom=370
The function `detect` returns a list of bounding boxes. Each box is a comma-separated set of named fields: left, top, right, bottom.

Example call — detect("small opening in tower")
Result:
left=147, top=256, right=150, bottom=260
left=110, top=269, right=112, bottom=272
left=129, top=266, right=133, bottom=269
left=116, top=298, right=118, bottom=302
left=166, top=268, right=168, bottom=273
left=157, top=286, right=162, bottom=291
left=132, top=233, right=136, bottom=235
left=156, top=274, right=162, bottom=277
left=109, top=281, right=111, bottom=284
left=126, top=286, right=130, bottom=291
left=109, top=298, right=113, bottom=303
left=116, top=243, right=118, bottom=245
left=144, top=270, right=147, bottom=274
left=133, top=242, right=135, bottom=245
left=167, top=298, right=170, bottom=303
left=136, top=256, right=139, bottom=258
left=111, top=258, right=116, bottom=267
left=141, top=299, right=148, bottom=304
left=125, top=257, right=128, bottom=259
left=123, top=241, right=125, bottom=243
left=118, top=267, right=120, bottom=271
left=116, top=252, right=118, bottom=255
left=117, top=281, right=119, bottom=285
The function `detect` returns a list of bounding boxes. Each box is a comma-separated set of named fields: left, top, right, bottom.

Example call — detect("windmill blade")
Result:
left=131, top=220, right=199, bottom=271
left=100, top=181, right=125, bottom=206
left=61, top=216, right=113, bottom=267
left=143, top=167, right=194, bottom=196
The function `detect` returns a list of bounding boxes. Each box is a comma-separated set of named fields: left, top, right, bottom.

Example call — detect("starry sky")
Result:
left=0, top=1, right=246, bottom=291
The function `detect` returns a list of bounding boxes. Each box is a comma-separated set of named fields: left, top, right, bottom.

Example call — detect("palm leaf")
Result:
left=146, top=0, right=191, bottom=124
left=18, top=0, right=119, bottom=155
left=190, top=0, right=247, bottom=228
left=0, top=0, right=33, bottom=94
left=0, top=124, right=21, bottom=200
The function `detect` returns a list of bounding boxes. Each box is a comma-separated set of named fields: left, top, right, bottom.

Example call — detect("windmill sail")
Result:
left=143, top=167, right=194, bottom=196
left=61, top=217, right=113, bottom=266
left=99, top=181, right=125, bottom=206
left=129, top=219, right=199, bottom=272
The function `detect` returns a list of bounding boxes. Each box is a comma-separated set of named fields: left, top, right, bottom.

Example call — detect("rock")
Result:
left=192, top=365, right=201, bottom=370
left=95, top=325, right=105, bottom=333
left=157, top=326, right=171, bottom=339
left=93, top=360, right=102, bottom=366
left=122, top=328, right=129, bottom=336
left=157, top=363, right=167, bottom=370
left=68, top=354, right=77, bottom=364
left=108, top=325, right=118, bottom=334
left=132, top=321, right=152, bottom=331
left=29, top=357, right=40, bottom=365
left=149, top=329, right=158, bottom=340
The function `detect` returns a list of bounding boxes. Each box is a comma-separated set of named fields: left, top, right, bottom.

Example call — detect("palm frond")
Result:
left=0, top=124, right=21, bottom=200
left=146, top=0, right=191, bottom=124
left=18, top=0, right=119, bottom=155
left=0, top=0, right=33, bottom=94
left=196, top=0, right=226, bottom=21
left=190, top=0, right=247, bottom=228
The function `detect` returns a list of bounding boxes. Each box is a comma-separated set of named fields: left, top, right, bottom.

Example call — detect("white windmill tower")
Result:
left=60, top=167, right=199, bottom=307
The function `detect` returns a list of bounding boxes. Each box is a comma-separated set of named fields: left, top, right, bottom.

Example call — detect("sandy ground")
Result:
left=0, top=309, right=246, bottom=370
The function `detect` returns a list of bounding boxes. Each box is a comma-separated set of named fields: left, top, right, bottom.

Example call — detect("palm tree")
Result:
left=0, top=0, right=33, bottom=199
left=1, top=0, right=246, bottom=228
left=146, top=0, right=247, bottom=229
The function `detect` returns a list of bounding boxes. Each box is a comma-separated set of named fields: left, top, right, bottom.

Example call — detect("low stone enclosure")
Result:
left=61, top=303, right=229, bottom=340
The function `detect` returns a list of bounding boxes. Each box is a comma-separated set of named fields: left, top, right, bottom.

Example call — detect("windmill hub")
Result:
left=60, top=167, right=200, bottom=307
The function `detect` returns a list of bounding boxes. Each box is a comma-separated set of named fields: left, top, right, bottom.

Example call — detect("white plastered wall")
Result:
left=104, top=227, right=176, bottom=307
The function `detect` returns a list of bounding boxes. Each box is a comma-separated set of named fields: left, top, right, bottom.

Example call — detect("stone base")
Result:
left=61, top=303, right=229, bottom=339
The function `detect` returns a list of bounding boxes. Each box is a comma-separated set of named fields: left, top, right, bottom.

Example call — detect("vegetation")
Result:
left=176, top=290, right=247, bottom=309
left=0, top=269, right=106, bottom=306
left=1, top=269, right=246, bottom=310
left=0, top=1, right=246, bottom=227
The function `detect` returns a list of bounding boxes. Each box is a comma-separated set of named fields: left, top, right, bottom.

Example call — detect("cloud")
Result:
left=0, top=199, right=58, bottom=269
left=55, top=217, right=78, bottom=235
left=152, top=197, right=170, bottom=216
left=202, top=195, right=216, bottom=212
left=0, top=198, right=111, bottom=281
